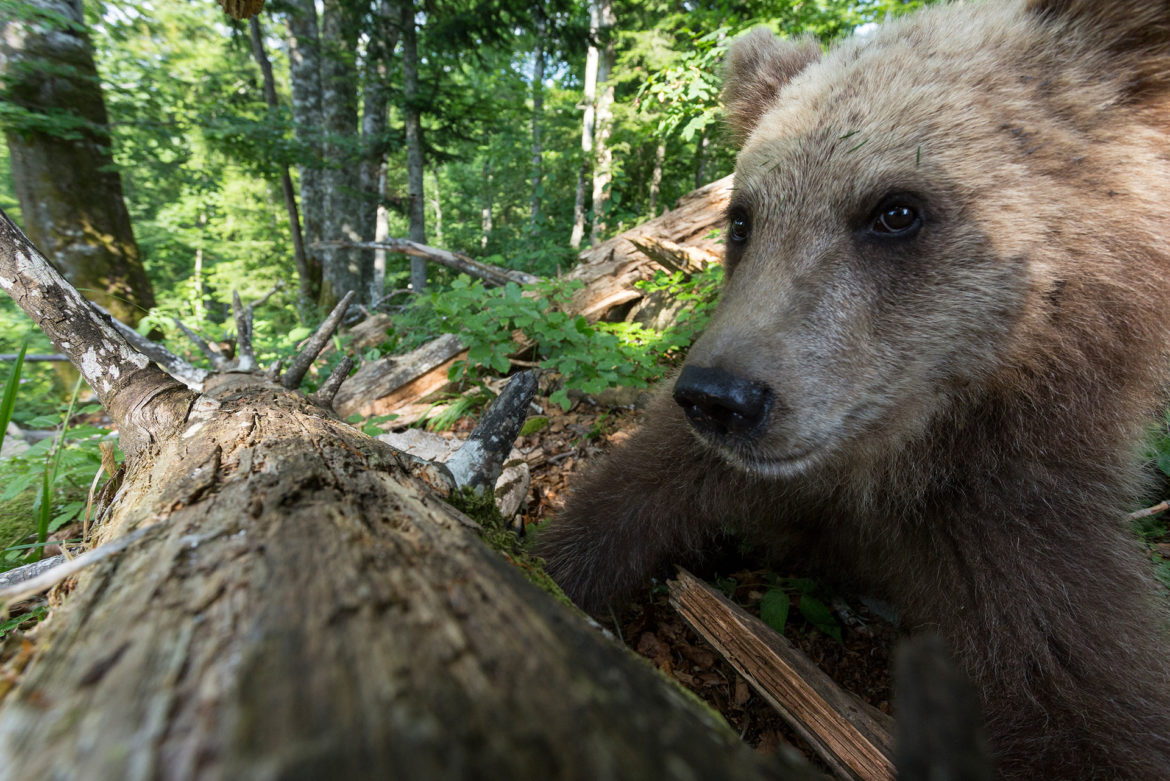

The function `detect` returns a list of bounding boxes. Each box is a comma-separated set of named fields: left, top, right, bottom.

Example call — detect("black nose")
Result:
left=672, top=365, right=774, bottom=440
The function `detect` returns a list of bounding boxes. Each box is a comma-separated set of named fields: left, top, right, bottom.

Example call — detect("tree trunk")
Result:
left=569, top=6, right=600, bottom=250
left=0, top=211, right=816, bottom=781
left=694, top=130, right=710, bottom=189
left=282, top=0, right=325, bottom=305
left=400, top=0, right=427, bottom=292
left=373, top=162, right=389, bottom=301
left=588, top=0, right=615, bottom=247
left=0, top=0, right=155, bottom=326
left=249, top=15, right=313, bottom=318
left=529, top=11, right=546, bottom=232
left=481, top=154, right=493, bottom=250
left=648, top=140, right=665, bottom=217
left=430, top=168, right=443, bottom=246
left=319, top=0, right=366, bottom=308
left=359, top=0, right=397, bottom=304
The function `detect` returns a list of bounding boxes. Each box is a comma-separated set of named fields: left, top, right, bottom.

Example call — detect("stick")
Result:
left=668, top=568, right=895, bottom=781
left=314, top=240, right=541, bottom=287
left=281, top=291, right=356, bottom=390
left=445, top=371, right=538, bottom=493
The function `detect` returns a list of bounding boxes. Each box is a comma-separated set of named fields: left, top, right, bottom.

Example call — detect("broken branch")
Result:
left=281, top=290, right=356, bottom=390
left=668, top=568, right=895, bottom=781
left=445, top=371, right=538, bottom=493
left=315, top=239, right=540, bottom=287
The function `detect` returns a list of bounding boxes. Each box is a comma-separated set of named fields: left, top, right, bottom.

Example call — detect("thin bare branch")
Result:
left=231, top=291, right=256, bottom=372
left=1129, top=500, right=1170, bottom=520
left=310, top=357, right=354, bottom=409
left=266, top=358, right=284, bottom=382
left=173, top=317, right=228, bottom=370
left=314, top=239, right=541, bottom=287
left=0, top=525, right=156, bottom=610
left=281, top=290, right=356, bottom=390
left=90, top=303, right=209, bottom=390
left=0, top=353, right=67, bottom=362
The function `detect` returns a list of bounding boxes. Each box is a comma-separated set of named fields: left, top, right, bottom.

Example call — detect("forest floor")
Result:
left=491, top=387, right=903, bottom=769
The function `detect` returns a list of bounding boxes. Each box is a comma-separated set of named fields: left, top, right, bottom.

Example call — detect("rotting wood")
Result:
left=315, top=238, right=541, bottom=287
left=669, top=568, right=895, bottom=781
left=334, top=332, right=467, bottom=420
left=566, top=175, right=732, bottom=321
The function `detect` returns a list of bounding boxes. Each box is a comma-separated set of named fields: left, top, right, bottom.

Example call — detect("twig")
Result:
left=310, top=357, right=354, bottom=409
left=281, top=291, right=356, bottom=390
left=231, top=292, right=256, bottom=373
left=91, top=303, right=210, bottom=389
left=0, top=525, right=155, bottom=611
left=1128, top=500, right=1170, bottom=520
left=173, top=317, right=228, bottom=370
left=314, top=239, right=541, bottom=287
left=0, top=353, right=67, bottom=362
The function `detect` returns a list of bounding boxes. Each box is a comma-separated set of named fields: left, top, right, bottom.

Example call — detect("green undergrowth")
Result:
left=447, top=486, right=572, bottom=607
left=385, top=266, right=723, bottom=417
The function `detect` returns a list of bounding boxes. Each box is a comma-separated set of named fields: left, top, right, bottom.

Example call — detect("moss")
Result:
left=447, top=486, right=572, bottom=607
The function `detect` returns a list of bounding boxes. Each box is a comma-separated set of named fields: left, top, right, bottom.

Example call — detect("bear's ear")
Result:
left=1027, top=0, right=1169, bottom=97
left=722, top=28, right=821, bottom=145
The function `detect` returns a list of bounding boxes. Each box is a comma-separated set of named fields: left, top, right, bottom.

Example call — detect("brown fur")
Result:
left=538, top=1, right=1170, bottom=777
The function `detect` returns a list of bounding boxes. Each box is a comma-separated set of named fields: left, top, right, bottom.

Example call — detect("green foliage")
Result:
left=404, top=268, right=722, bottom=410
left=0, top=398, right=116, bottom=572
left=759, top=577, right=843, bottom=642
left=0, top=605, right=47, bottom=642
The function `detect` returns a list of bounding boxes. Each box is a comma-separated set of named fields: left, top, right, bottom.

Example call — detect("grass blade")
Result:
left=34, top=376, right=83, bottom=561
left=0, top=333, right=30, bottom=456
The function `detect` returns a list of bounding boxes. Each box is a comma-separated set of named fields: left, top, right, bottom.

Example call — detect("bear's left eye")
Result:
left=869, top=200, right=922, bottom=237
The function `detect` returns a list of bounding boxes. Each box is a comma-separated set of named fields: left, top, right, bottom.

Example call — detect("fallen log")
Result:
left=333, top=332, right=467, bottom=420
left=0, top=210, right=821, bottom=780
left=568, top=175, right=732, bottom=321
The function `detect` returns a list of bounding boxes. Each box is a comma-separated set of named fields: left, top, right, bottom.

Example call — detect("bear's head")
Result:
left=674, top=0, right=1170, bottom=478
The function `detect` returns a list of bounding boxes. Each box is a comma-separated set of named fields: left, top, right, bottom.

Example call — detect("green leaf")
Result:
left=760, top=588, right=790, bottom=634
left=798, top=595, right=842, bottom=642
left=549, top=389, right=572, bottom=411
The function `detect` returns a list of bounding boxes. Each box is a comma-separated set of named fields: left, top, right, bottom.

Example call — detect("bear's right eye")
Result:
left=728, top=210, right=752, bottom=244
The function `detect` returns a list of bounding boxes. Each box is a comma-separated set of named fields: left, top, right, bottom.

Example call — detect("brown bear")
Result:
left=538, top=1, right=1170, bottom=778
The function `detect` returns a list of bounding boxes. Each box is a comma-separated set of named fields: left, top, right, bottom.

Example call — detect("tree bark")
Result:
left=0, top=210, right=817, bottom=781
left=481, top=153, right=493, bottom=249
left=249, top=15, right=313, bottom=318
left=282, top=0, right=325, bottom=305
left=588, top=0, right=616, bottom=248
left=569, top=6, right=600, bottom=250
left=649, top=140, right=665, bottom=217
left=529, top=11, right=547, bottom=232
left=400, top=0, right=427, bottom=292
left=0, top=0, right=155, bottom=325
left=359, top=0, right=397, bottom=304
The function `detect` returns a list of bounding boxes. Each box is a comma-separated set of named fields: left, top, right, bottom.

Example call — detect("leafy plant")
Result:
left=759, top=577, right=843, bottom=642
left=406, top=269, right=723, bottom=411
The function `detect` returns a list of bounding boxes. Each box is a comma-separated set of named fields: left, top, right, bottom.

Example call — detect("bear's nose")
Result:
left=673, top=365, right=774, bottom=440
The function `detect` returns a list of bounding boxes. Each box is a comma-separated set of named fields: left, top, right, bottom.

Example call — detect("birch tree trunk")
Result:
left=0, top=0, right=155, bottom=326
left=588, top=0, right=615, bottom=247
left=569, top=6, right=600, bottom=250
left=283, top=0, right=325, bottom=305
left=0, top=211, right=818, bottom=781
left=481, top=154, right=493, bottom=250
left=649, top=140, right=666, bottom=217
left=401, top=0, right=427, bottom=293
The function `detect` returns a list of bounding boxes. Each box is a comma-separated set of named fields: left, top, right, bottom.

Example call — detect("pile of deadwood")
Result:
left=0, top=178, right=912, bottom=780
